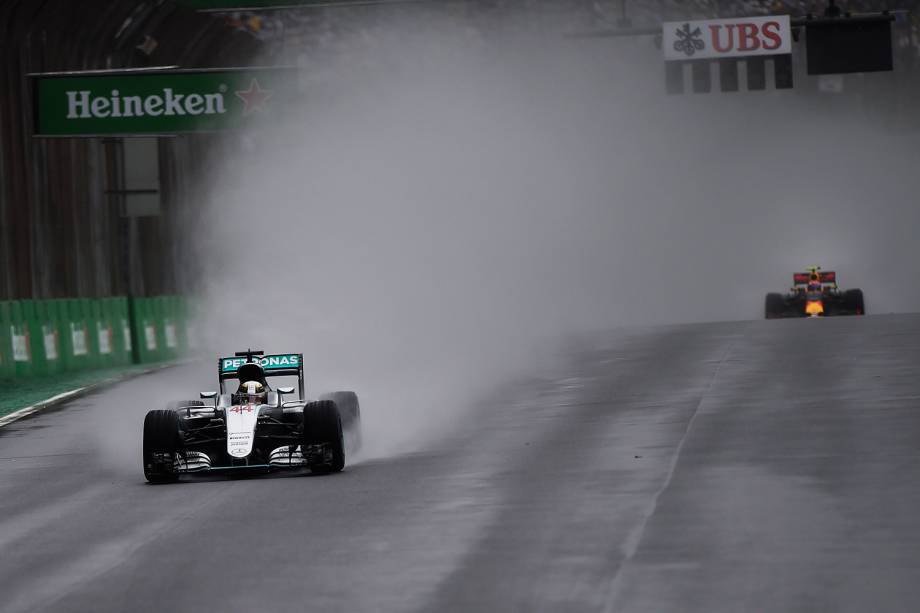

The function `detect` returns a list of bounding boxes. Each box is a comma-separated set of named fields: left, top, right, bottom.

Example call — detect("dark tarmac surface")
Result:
left=2, top=315, right=919, bottom=612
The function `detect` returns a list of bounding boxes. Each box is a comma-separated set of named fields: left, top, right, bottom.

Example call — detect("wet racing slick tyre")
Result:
left=143, top=409, right=183, bottom=483
left=302, top=400, right=345, bottom=474
left=765, top=293, right=785, bottom=319
left=319, top=391, right=362, bottom=454
left=845, top=289, right=866, bottom=315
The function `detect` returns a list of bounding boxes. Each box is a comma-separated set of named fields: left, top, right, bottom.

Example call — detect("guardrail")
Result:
left=0, top=296, right=193, bottom=379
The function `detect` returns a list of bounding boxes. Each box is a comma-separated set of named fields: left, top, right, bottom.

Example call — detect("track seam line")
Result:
left=601, top=324, right=748, bottom=613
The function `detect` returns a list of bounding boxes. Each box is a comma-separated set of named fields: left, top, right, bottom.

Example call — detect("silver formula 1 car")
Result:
left=142, top=349, right=361, bottom=483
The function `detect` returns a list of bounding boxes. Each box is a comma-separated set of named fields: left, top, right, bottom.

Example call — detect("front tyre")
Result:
left=143, top=409, right=182, bottom=483
left=302, top=400, right=345, bottom=474
left=845, top=289, right=866, bottom=315
left=765, top=293, right=785, bottom=319
left=319, top=391, right=362, bottom=454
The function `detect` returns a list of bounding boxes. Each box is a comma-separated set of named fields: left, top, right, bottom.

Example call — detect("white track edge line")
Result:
left=0, top=361, right=186, bottom=429
left=0, top=387, right=91, bottom=428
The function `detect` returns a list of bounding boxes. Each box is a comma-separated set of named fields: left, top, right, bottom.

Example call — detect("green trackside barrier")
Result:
left=178, top=296, right=190, bottom=353
left=191, top=297, right=203, bottom=356
left=94, top=300, right=109, bottom=368
left=147, top=297, right=162, bottom=363
left=110, top=298, right=130, bottom=366
left=9, top=301, right=33, bottom=378
left=157, top=297, right=174, bottom=362
left=27, top=300, right=57, bottom=377
left=67, top=298, right=93, bottom=370
left=0, top=301, right=14, bottom=379
left=38, top=300, right=64, bottom=376
left=21, top=300, right=47, bottom=377
left=63, top=299, right=92, bottom=371
left=58, top=299, right=73, bottom=371
left=1, top=294, right=190, bottom=378
left=103, top=298, right=130, bottom=366
left=176, top=296, right=189, bottom=355
left=148, top=297, right=164, bottom=362
left=59, top=299, right=75, bottom=371
left=56, top=301, right=71, bottom=369
left=125, top=296, right=140, bottom=364
left=86, top=300, right=100, bottom=368
left=176, top=296, right=192, bottom=355
left=112, top=298, right=130, bottom=365
left=129, top=297, right=143, bottom=363
left=77, top=298, right=100, bottom=369
left=163, top=296, right=175, bottom=359
left=79, top=299, right=101, bottom=371
left=133, top=297, right=160, bottom=364
left=91, top=299, right=117, bottom=368
left=89, top=300, right=107, bottom=369
left=160, top=296, right=181, bottom=361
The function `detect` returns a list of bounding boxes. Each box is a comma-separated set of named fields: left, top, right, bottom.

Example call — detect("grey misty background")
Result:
left=190, top=8, right=920, bottom=455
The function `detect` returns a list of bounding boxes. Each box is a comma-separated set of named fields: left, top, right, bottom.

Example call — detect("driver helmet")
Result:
left=238, top=380, right=267, bottom=405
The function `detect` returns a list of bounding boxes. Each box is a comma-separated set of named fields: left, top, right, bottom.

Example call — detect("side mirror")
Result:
left=277, top=386, right=295, bottom=395
left=200, top=391, right=217, bottom=399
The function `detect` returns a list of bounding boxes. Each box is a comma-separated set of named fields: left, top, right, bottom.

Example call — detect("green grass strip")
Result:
left=0, top=363, right=164, bottom=419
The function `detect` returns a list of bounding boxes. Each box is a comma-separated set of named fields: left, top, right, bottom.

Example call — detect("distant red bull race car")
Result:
left=765, top=267, right=865, bottom=319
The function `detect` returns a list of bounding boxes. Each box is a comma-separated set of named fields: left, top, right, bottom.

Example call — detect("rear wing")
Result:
left=217, top=352, right=304, bottom=398
left=793, top=271, right=836, bottom=286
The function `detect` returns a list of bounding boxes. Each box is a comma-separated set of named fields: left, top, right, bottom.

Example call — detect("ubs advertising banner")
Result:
left=32, top=67, right=297, bottom=136
left=663, top=15, right=792, bottom=61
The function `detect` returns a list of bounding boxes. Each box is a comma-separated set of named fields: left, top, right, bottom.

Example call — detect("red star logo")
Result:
left=235, top=79, right=273, bottom=115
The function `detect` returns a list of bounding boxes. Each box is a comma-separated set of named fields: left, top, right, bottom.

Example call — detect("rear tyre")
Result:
left=302, top=400, right=345, bottom=474
left=319, top=391, right=362, bottom=453
left=143, top=409, right=182, bottom=483
left=765, top=293, right=785, bottom=319
left=845, top=289, right=865, bottom=315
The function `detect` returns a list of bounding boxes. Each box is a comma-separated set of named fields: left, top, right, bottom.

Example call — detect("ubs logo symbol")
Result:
left=674, top=23, right=705, bottom=57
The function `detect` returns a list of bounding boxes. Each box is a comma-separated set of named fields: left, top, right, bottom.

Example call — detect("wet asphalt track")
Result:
left=2, top=315, right=920, bottom=612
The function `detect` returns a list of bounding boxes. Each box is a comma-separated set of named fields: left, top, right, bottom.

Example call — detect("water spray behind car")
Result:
left=188, top=4, right=920, bottom=463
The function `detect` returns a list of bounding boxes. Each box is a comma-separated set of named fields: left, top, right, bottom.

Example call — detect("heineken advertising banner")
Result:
left=33, top=67, right=296, bottom=136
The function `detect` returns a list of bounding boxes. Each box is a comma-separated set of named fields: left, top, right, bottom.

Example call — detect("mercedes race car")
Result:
left=765, top=267, right=865, bottom=319
left=142, top=349, right=362, bottom=483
